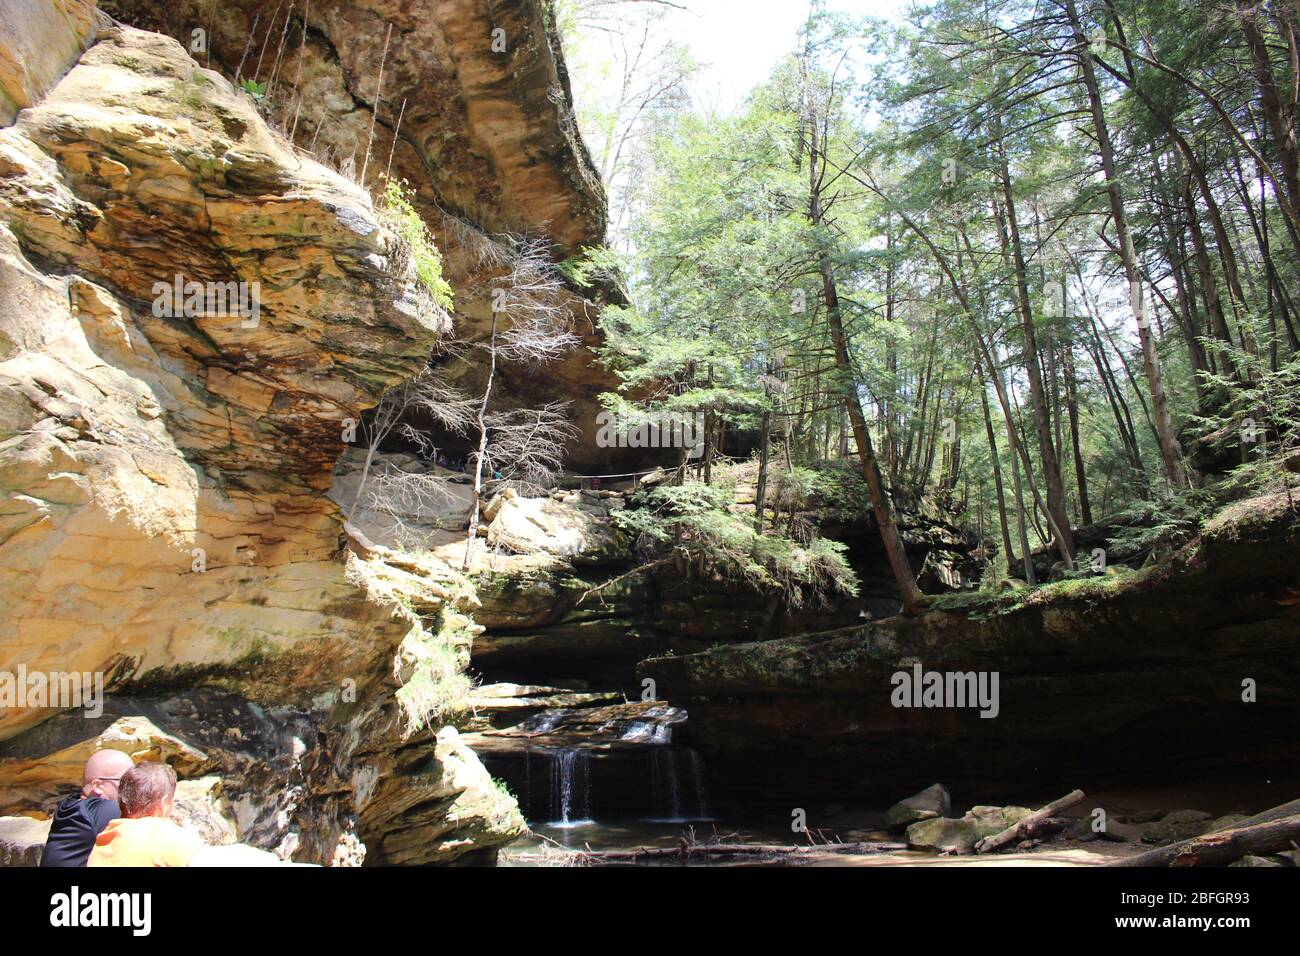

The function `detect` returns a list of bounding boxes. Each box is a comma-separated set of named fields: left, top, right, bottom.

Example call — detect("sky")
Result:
left=663, top=0, right=910, bottom=109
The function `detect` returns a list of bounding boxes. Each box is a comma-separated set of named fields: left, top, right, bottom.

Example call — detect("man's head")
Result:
left=117, top=761, right=178, bottom=819
left=81, top=749, right=135, bottom=801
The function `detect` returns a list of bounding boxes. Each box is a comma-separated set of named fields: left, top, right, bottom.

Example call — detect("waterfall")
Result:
left=650, top=746, right=681, bottom=820
left=686, top=747, right=710, bottom=818
left=549, top=749, right=592, bottom=826
left=620, top=719, right=674, bottom=743
left=648, top=746, right=710, bottom=821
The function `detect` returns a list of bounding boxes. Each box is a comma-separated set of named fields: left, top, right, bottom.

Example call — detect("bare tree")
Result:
left=484, top=402, right=580, bottom=490
left=349, top=368, right=477, bottom=518
left=462, top=238, right=582, bottom=568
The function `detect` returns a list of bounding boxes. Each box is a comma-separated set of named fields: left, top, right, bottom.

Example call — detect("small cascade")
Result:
left=620, top=719, right=674, bottom=743
left=549, top=748, right=592, bottom=827
left=521, top=710, right=565, bottom=734
left=647, top=746, right=710, bottom=822
left=474, top=693, right=715, bottom=829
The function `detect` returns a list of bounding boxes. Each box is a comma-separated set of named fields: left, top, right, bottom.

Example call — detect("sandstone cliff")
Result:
left=639, top=491, right=1300, bottom=811
left=100, top=0, right=627, bottom=466
left=0, top=10, right=522, bottom=862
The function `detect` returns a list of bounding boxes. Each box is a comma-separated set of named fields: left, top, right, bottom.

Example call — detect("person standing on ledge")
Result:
left=40, top=749, right=135, bottom=867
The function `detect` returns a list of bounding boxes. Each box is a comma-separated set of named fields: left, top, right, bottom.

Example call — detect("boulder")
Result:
left=1208, top=813, right=1252, bottom=833
left=906, top=805, right=1032, bottom=854
left=1098, top=818, right=1145, bottom=843
left=358, top=727, right=526, bottom=866
left=486, top=494, right=630, bottom=565
left=0, top=815, right=50, bottom=867
left=881, top=783, right=952, bottom=831
left=1142, top=809, right=1215, bottom=845
left=1229, top=854, right=1290, bottom=867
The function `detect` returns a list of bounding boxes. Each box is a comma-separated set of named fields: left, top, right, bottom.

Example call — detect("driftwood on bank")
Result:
left=975, top=789, right=1086, bottom=853
left=1113, top=810, right=1300, bottom=867
left=571, top=840, right=908, bottom=865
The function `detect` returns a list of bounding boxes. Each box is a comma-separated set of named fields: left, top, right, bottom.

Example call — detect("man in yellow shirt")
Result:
left=87, top=760, right=204, bottom=867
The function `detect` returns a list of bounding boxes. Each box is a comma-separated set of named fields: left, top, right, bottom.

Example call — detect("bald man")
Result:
left=40, top=749, right=134, bottom=867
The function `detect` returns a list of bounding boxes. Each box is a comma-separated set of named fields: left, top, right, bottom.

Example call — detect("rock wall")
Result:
left=0, top=12, right=520, bottom=863
left=0, top=0, right=98, bottom=125
left=640, top=492, right=1300, bottom=811
left=466, top=484, right=980, bottom=690
left=99, top=0, right=631, bottom=468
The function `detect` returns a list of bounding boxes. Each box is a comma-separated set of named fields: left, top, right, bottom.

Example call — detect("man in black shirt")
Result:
left=40, top=749, right=135, bottom=867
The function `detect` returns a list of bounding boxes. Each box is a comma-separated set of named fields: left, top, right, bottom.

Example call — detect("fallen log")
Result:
left=1207, top=797, right=1300, bottom=832
left=975, top=789, right=1086, bottom=853
left=1111, top=812, right=1300, bottom=867
left=574, top=840, right=908, bottom=864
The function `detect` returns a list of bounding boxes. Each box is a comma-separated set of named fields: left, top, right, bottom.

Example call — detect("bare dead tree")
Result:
left=463, top=238, right=581, bottom=569
left=363, top=459, right=462, bottom=547
left=349, top=368, right=477, bottom=518
left=484, top=402, right=580, bottom=491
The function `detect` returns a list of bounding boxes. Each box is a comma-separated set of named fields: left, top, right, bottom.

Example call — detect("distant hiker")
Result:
left=88, top=760, right=204, bottom=867
left=40, top=749, right=134, bottom=867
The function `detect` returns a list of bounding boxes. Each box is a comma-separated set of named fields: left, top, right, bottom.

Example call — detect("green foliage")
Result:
left=395, top=619, right=473, bottom=734
left=556, top=245, right=621, bottom=290
left=565, top=0, right=1300, bottom=602
left=239, top=78, right=265, bottom=101
left=1106, top=483, right=1226, bottom=559
left=381, top=178, right=455, bottom=311
left=614, top=480, right=859, bottom=608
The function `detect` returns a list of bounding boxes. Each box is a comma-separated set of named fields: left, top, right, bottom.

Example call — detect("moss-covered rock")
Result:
left=906, top=805, right=1032, bottom=854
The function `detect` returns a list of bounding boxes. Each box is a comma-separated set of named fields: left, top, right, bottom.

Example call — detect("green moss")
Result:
left=396, top=618, right=474, bottom=734
left=381, top=178, right=455, bottom=311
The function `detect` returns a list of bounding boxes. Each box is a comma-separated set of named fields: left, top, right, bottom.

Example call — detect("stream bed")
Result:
left=464, top=682, right=1300, bottom=866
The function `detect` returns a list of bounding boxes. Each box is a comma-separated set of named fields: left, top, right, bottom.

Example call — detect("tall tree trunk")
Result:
left=1062, top=344, right=1093, bottom=525
left=981, top=384, right=1017, bottom=565
left=993, top=153, right=1075, bottom=559
left=807, top=155, right=920, bottom=613
left=755, top=405, right=772, bottom=534
left=463, top=313, right=498, bottom=570
left=1066, top=0, right=1188, bottom=488
left=1237, top=0, right=1300, bottom=217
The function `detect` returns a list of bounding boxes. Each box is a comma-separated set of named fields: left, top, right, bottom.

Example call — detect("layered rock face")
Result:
left=468, top=485, right=982, bottom=690
left=101, top=0, right=606, bottom=251
left=100, top=0, right=630, bottom=468
left=641, top=493, right=1300, bottom=812
left=0, top=18, right=437, bottom=738
left=0, top=0, right=98, bottom=125
left=0, top=14, right=519, bottom=862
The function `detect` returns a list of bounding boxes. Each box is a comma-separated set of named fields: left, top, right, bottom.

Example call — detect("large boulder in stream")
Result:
left=882, top=783, right=952, bottom=831
left=906, top=805, right=1033, bottom=854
